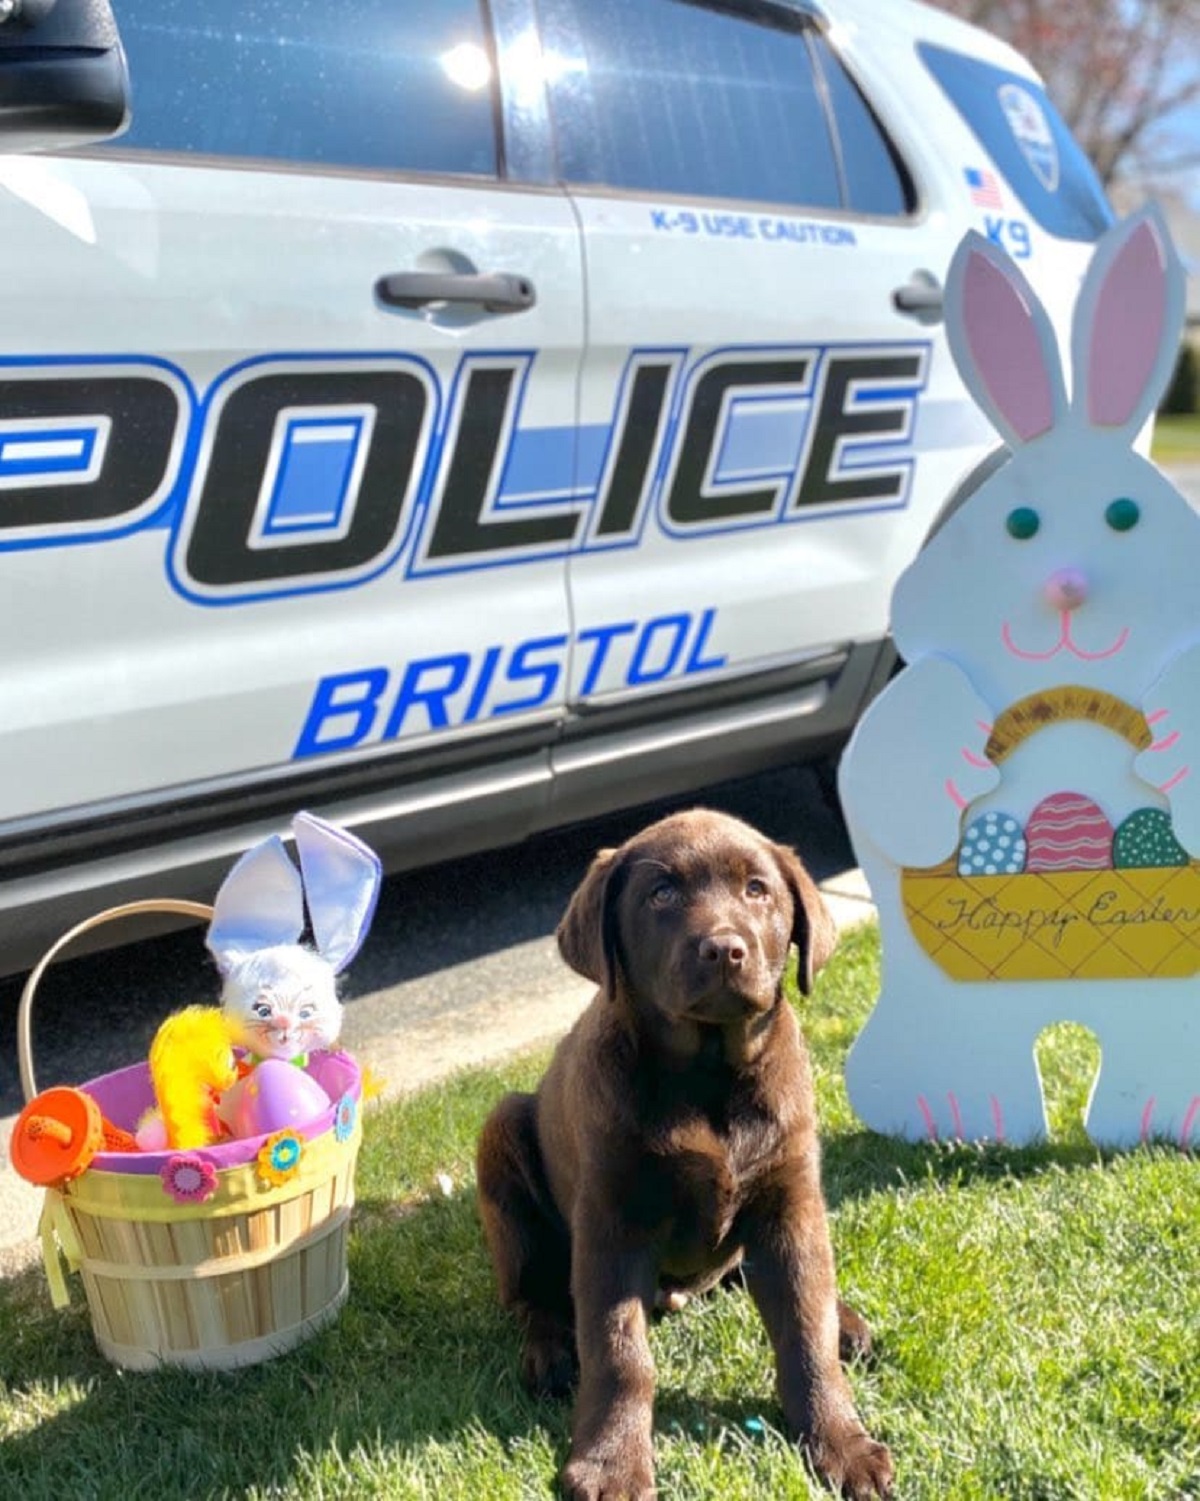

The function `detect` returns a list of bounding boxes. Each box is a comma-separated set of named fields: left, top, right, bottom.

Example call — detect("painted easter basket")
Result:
left=15, top=899, right=363, bottom=1372
left=900, top=687, right=1200, bottom=982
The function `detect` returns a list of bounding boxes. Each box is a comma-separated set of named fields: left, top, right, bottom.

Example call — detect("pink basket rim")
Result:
left=78, top=1048, right=361, bottom=1175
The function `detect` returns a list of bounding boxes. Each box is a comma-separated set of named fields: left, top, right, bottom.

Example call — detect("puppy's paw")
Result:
left=561, top=1448, right=656, bottom=1500
left=809, top=1425, right=894, bottom=1500
left=521, top=1317, right=578, bottom=1399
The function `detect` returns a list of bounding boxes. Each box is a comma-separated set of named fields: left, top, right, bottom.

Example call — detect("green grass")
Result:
left=2, top=923, right=1198, bottom=1499
left=1152, top=411, right=1200, bottom=464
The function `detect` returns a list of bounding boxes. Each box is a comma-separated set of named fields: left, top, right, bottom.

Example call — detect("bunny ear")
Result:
left=292, top=811, right=382, bottom=973
left=1071, top=203, right=1185, bottom=437
left=945, top=230, right=1068, bottom=447
left=206, top=835, right=306, bottom=973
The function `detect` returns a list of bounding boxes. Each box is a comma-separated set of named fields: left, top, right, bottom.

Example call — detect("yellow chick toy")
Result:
left=138, top=1005, right=238, bottom=1150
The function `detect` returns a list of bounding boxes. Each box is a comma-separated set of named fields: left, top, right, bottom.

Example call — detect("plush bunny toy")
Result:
left=207, top=811, right=382, bottom=1065
left=839, top=204, right=1200, bottom=1149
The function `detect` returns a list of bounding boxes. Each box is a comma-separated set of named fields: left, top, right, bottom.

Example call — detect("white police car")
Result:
left=0, top=0, right=1112, bottom=969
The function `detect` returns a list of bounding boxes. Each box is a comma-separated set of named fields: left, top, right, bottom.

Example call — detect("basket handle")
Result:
left=18, top=899, right=214, bottom=1104
left=984, top=686, right=1152, bottom=766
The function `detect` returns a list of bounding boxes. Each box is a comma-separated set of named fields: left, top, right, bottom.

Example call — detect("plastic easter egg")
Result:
left=957, top=811, right=1026, bottom=876
left=135, top=1111, right=169, bottom=1153
left=1113, top=807, right=1189, bottom=869
left=1025, top=792, right=1113, bottom=872
left=217, top=1060, right=331, bottom=1139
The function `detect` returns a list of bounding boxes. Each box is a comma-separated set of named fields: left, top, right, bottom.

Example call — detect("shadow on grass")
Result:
left=653, top=1384, right=792, bottom=1449
left=0, top=1189, right=569, bottom=1497
left=821, top=1126, right=1108, bottom=1211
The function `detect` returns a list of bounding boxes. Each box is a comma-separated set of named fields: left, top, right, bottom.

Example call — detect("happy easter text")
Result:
left=932, top=888, right=1200, bottom=948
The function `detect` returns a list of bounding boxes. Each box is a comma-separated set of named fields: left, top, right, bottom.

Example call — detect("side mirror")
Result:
left=0, top=0, right=129, bottom=151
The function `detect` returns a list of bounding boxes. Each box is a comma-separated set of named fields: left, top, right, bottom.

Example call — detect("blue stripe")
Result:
left=715, top=398, right=808, bottom=482
left=0, top=426, right=98, bottom=480
left=262, top=416, right=362, bottom=534
left=497, top=423, right=608, bottom=501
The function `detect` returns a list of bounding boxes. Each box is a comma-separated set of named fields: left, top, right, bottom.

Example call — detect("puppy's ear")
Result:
left=556, top=847, right=622, bottom=989
left=772, top=843, right=837, bottom=995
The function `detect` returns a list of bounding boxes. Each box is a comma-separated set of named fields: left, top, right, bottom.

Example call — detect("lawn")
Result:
left=1152, top=411, right=1200, bottom=465
left=1, top=923, right=1197, bottom=1500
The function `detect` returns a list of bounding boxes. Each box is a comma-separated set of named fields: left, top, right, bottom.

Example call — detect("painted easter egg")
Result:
left=957, top=811, right=1027, bottom=876
left=1024, top=792, right=1113, bottom=872
left=216, top=1060, right=331, bottom=1139
left=1112, top=807, right=1189, bottom=869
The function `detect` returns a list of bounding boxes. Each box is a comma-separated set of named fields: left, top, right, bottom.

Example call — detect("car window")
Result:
left=918, top=41, right=1113, bottom=242
left=107, top=0, right=498, bottom=177
left=537, top=0, right=843, bottom=210
left=810, top=32, right=913, bottom=217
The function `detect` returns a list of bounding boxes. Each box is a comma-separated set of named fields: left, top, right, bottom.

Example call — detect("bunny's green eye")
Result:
left=1006, top=506, right=1040, bottom=540
left=1105, top=497, right=1140, bottom=532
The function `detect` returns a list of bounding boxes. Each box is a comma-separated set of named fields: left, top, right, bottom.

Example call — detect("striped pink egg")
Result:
left=1024, top=792, right=1114, bottom=872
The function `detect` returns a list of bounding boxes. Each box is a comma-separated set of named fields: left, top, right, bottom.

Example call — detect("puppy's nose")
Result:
left=699, top=933, right=747, bottom=969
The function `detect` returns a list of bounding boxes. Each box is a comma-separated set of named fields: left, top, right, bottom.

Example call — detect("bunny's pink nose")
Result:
left=1044, top=567, right=1088, bottom=611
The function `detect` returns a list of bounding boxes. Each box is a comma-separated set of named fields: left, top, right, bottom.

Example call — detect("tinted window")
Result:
left=812, top=33, right=912, bottom=217
left=919, top=42, right=1113, bottom=242
left=538, top=0, right=841, bottom=210
left=109, top=0, right=497, bottom=177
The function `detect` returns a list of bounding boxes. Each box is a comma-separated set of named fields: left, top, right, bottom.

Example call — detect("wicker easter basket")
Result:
left=900, top=687, right=1200, bottom=981
left=15, top=900, right=363, bottom=1371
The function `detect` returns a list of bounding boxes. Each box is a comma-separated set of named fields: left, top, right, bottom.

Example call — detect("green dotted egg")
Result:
left=1112, top=807, right=1189, bottom=869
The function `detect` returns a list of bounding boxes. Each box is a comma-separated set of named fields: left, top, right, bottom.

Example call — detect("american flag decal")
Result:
left=964, top=166, right=1003, bottom=208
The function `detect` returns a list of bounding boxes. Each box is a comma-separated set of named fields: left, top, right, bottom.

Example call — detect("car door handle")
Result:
left=375, top=270, right=537, bottom=314
left=892, top=275, right=944, bottom=320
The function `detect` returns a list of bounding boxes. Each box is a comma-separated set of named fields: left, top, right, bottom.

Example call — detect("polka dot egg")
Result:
left=957, top=811, right=1027, bottom=876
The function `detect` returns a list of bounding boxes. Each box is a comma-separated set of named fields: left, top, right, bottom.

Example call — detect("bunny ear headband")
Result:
left=206, top=811, right=382, bottom=976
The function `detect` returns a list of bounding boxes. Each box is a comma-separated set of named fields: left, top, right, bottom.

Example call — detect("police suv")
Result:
left=0, top=0, right=1112, bottom=969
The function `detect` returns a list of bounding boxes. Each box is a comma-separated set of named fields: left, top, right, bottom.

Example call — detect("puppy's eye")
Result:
left=745, top=877, right=769, bottom=899
left=648, top=879, right=679, bottom=909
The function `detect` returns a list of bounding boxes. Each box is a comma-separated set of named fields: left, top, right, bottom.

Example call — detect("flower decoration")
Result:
left=333, top=1092, right=357, bottom=1144
left=257, top=1129, right=303, bottom=1186
left=160, top=1153, right=218, bottom=1205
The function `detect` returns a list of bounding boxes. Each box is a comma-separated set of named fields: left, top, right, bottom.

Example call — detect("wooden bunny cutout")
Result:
left=839, top=205, right=1200, bottom=1148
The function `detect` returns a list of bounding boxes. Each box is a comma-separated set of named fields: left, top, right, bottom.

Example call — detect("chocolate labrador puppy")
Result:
left=476, top=808, right=893, bottom=1500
